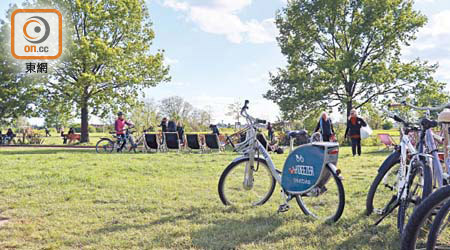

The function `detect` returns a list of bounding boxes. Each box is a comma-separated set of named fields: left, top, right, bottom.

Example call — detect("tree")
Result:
left=130, top=98, right=161, bottom=131
left=265, top=0, right=439, bottom=120
left=360, top=103, right=383, bottom=129
left=0, top=9, right=40, bottom=126
left=159, top=96, right=192, bottom=120
left=226, top=101, right=242, bottom=127
left=36, top=0, right=170, bottom=142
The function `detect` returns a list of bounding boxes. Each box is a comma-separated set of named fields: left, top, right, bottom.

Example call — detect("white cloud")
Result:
left=163, top=0, right=189, bottom=11
left=402, top=10, right=450, bottom=84
left=161, top=0, right=278, bottom=44
left=164, top=56, right=179, bottom=65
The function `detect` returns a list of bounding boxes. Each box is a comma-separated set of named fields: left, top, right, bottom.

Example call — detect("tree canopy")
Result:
left=34, top=0, right=170, bottom=142
left=265, top=0, right=447, bottom=120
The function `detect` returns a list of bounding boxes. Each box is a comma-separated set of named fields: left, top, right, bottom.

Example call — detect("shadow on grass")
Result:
left=314, top=212, right=400, bottom=250
left=0, top=149, right=95, bottom=155
left=91, top=206, right=206, bottom=235
left=191, top=216, right=283, bottom=249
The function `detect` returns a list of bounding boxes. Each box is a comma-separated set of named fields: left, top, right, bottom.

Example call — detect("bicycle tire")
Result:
left=218, top=157, right=276, bottom=206
left=294, top=164, right=345, bottom=222
left=366, top=153, right=400, bottom=216
left=398, top=160, right=433, bottom=234
left=401, top=186, right=450, bottom=250
left=96, top=138, right=114, bottom=153
left=427, top=199, right=450, bottom=249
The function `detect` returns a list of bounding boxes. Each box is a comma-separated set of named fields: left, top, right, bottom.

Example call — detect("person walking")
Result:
left=314, top=112, right=335, bottom=142
left=45, top=127, right=51, bottom=137
left=344, top=109, right=367, bottom=156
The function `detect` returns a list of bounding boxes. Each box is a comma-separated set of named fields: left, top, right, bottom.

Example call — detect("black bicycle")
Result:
left=401, top=185, right=450, bottom=250
left=96, top=129, right=137, bottom=153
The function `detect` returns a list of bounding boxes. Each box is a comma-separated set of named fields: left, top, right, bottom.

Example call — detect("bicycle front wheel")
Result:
left=427, top=199, right=450, bottom=250
left=218, top=158, right=276, bottom=207
left=295, top=164, right=345, bottom=222
left=401, top=186, right=450, bottom=250
left=96, top=139, right=114, bottom=153
left=398, top=160, right=432, bottom=234
left=366, top=152, right=400, bottom=216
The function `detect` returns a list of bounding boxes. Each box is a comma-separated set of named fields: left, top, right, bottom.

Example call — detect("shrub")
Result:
left=382, top=121, right=393, bottom=130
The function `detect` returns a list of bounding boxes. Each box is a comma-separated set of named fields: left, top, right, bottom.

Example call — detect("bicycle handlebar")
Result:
left=390, top=101, right=450, bottom=112
left=240, top=100, right=267, bottom=125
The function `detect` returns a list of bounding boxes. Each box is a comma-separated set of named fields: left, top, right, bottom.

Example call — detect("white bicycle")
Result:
left=218, top=100, right=345, bottom=222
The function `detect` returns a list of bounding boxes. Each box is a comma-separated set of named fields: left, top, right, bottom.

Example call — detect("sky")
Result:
left=1, top=0, right=450, bottom=125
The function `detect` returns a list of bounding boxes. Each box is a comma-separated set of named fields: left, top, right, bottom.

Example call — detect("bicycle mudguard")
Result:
left=231, top=155, right=265, bottom=163
left=281, top=142, right=339, bottom=194
left=378, top=149, right=401, bottom=174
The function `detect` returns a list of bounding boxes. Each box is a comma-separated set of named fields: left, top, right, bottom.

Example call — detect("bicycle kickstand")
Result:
left=374, top=199, right=399, bottom=226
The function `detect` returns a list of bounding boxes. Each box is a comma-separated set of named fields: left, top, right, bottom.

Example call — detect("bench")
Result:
left=65, top=133, right=81, bottom=144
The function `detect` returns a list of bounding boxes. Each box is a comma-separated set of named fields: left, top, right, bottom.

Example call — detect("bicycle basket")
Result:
left=226, top=127, right=256, bottom=154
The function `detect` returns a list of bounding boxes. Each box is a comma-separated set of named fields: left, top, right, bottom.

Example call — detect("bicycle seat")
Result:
left=109, top=131, right=116, bottom=135
left=421, top=118, right=438, bottom=130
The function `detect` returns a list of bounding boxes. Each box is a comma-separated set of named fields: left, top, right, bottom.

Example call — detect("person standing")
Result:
left=267, top=122, right=274, bottom=142
left=314, top=112, right=335, bottom=142
left=344, top=109, right=367, bottom=156
left=176, top=121, right=185, bottom=144
left=159, top=118, right=168, bottom=133
left=209, top=124, right=220, bottom=135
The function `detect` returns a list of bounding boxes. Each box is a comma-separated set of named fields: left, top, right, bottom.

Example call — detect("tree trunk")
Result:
left=346, top=100, right=353, bottom=120
left=80, top=104, right=89, bottom=143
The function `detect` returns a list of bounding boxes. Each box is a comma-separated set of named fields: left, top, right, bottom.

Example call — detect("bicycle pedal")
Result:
left=277, top=204, right=290, bottom=213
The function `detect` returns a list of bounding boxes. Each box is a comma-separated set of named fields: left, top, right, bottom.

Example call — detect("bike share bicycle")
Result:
left=365, top=103, right=434, bottom=233
left=218, top=101, right=345, bottom=222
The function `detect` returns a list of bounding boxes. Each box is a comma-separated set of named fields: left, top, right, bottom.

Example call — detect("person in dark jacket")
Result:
left=209, top=124, right=220, bottom=135
left=176, top=121, right=184, bottom=144
left=167, top=120, right=177, bottom=132
left=5, top=128, right=16, bottom=144
left=314, top=112, right=335, bottom=142
left=344, top=109, right=367, bottom=156
left=159, top=118, right=168, bottom=133
left=267, top=122, right=274, bottom=142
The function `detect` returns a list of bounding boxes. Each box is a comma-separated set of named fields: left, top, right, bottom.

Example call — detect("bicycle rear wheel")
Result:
left=295, top=164, right=345, bottom=222
left=427, top=199, right=450, bottom=250
left=218, top=158, right=276, bottom=207
left=96, top=139, right=114, bottom=153
left=398, top=160, right=432, bottom=234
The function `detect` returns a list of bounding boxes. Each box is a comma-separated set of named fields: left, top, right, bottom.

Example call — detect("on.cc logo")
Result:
left=11, top=9, right=62, bottom=60
left=23, top=16, right=50, bottom=44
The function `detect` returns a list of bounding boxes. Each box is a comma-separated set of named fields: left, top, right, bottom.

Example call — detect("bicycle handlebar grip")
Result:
left=388, top=103, right=403, bottom=108
left=241, top=100, right=249, bottom=113
left=393, top=115, right=405, bottom=123
left=256, top=119, right=266, bottom=124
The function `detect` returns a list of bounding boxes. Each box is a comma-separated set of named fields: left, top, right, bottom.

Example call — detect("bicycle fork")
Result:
left=243, top=150, right=256, bottom=190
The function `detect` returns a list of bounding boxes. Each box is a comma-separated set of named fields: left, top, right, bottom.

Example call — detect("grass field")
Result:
left=0, top=146, right=403, bottom=249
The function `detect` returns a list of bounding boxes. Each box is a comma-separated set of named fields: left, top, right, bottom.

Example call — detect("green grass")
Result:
left=0, top=146, right=402, bottom=249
